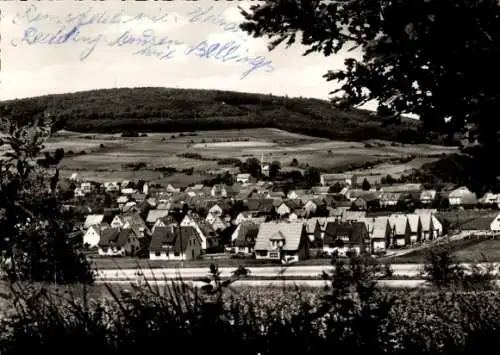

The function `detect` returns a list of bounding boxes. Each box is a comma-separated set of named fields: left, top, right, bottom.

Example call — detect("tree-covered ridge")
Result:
left=0, top=87, right=450, bottom=144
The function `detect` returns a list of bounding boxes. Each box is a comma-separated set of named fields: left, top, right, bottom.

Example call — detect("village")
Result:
left=66, top=156, right=500, bottom=265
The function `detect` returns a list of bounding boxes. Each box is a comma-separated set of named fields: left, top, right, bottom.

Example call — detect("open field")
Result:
left=453, top=239, right=500, bottom=262
left=44, top=128, right=457, bottom=186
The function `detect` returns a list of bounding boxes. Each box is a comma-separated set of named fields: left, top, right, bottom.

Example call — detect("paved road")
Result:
left=96, top=279, right=428, bottom=288
left=95, top=262, right=500, bottom=281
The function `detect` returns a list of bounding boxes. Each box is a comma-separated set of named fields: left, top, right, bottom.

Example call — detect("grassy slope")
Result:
left=0, top=87, right=445, bottom=144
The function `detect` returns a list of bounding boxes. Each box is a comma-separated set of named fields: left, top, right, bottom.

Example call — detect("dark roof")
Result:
left=323, top=222, right=368, bottom=245
left=98, top=228, right=121, bottom=247
left=247, top=198, right=274, bottom=213
left=234, top=222, right=259, bottom=247
left=149, top=226, right=199, bottom=253
left=280, top=199, right=303, bottom=210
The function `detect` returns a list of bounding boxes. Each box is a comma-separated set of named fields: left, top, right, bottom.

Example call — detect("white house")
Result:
left=236, top=173, right=251, bottom=184
left=83, top=223, right=109, bottom=248
left=448, top=186, right=478, bottom=206
left=490, top=212, right=500, bottom=233
left=420, top=190, right=437, bottom=205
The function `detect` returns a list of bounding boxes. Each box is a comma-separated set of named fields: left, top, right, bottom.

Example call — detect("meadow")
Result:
left=44, top=128, right=456, bottom=186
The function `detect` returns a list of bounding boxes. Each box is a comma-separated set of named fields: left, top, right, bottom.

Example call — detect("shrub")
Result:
left=121, top=131, right=140, bottom=137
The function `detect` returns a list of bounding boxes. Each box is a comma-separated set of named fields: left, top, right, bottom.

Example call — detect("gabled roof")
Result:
left=406, top=214, right=421, bottom=233
left=278, top=199, right=303, bottom=210
left=146, top=209, right=170, bottom=223
left=247, top=198, right=274, bottom=213
left=389, top=214, right=409, bottom=235
left=98, top=228, right=121, bottom=247
left=304, top=219, right=320, bottom=234
left=84, top=214, right=105, bottom=229
left=122, top=213, right=147, bottom=230
left=233, top=221, right=259, bottom=247
left=342, top=211, right=366, bottom=222
left=419, top=213, right=432, bottom=232
left=254, top=222, right=304, bottom=251
left=156, top=215, right=178, bottom=226
left=358, top=217, right=375, bottom=234
left=323, top=222, right=367, bottom=244
left=149, top=226, right=199, bottom=253
left=372, top=217, right=390, bottom=239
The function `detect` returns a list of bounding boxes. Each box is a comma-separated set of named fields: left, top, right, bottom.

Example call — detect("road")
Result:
left=95, top=262, right=500, bottom=281
left=96, top=279, right=428, bottom=288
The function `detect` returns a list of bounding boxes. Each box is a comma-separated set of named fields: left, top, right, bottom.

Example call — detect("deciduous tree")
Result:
left=0, top=107, right=93, bottom=283
left=240, top=0, right=500, bottom=192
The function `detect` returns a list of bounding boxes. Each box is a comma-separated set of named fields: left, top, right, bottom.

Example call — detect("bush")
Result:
left=3, top=257, right=500, bottom=355
left=121, top=131, right=140, bottom=137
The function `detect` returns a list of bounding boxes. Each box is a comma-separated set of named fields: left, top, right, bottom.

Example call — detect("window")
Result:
left=155, top=252, right=161, bottom=257
left=174, top=252, right=180, bottom=257
left=258, top=251, right=267, bottom=257
left=269, top=252, right=279, bottom=258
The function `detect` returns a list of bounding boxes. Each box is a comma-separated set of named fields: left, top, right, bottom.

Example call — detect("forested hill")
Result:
left=0, top=87, right=451, bottom=144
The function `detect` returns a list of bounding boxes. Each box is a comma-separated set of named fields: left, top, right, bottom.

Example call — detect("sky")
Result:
left=0, top=0, right=365, bottom=105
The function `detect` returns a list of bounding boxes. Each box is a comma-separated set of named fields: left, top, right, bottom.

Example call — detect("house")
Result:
left=381, top=183, right=423, bottom=193
left=104, top=181, right=120, bottom=192
left=74, top=188, right=85, bottom=198
left=406, top=214, right=422, bottom=244
left=236, top=173, right=252, bottom=184
left=231, top=220, right=260, bottom=254
left=311, top=186, right=332, bottom=195
left=185, top=184, right=205, bottom=197
left=233, top=212, right=266, bottom=226
left=110, top=213, right=149, bottom=238
left=83, top=223, right=110, bottom=248
left=117, top=195, right=129, bottom=206
left=303, top=199, right=325, bottom=216
left=208, top=203, right=227, bottom=217
left=323, top=222, right=369, bottom=256
left=234, top=211, right=252, bottom=225
left=97, top=228, right=140, bottom=257
left=287, top=189, right=308, bottom=200
left=83, top=214, right=105, bottom=230
left=247, top=198, right=275, bottom=216
left=121, top=188, right=137, bottom=195
left=149, top=226, right=201, bottom=261
left=80, top=182, right=93, bottom=194
left=254, top=222, right=310, bottom=262
left=420, top=190, right=437, bottom=205
left=379, top=193, right=402, bottom=208
left=388, top=214, right=411, bottom=247
left=165, top=184, right=180, bottom=193
left=146, top=209, right=170, bottom=225
left=352, top=198, right=368, bottom=211
left=211, top=184, right=239, bottom=198
left=208, top=215, right=227, bottom=231
left=181, top=213, right=218, bottom=250
left=490, top=212, right=500, bottom=233
left=304, top=219, right=321, bottom=244
left=276, top=200, right=303, bottom=217
left=320, top=173, right=357, bottom=187
left=152, top=215, right=178, bottom=232
left=370, top=217, right=392, bottom=252
left=418, top=213, right=435, bottom=241
left=448, top=186, right=478, bottom=206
